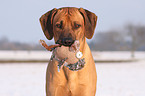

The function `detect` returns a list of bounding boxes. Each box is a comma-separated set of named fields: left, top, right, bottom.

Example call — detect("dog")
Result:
left=39, top=7, right=97, bottom=96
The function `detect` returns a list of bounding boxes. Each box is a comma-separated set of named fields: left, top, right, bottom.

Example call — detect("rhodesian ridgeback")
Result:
left=39, top=7, right=97, bottom=96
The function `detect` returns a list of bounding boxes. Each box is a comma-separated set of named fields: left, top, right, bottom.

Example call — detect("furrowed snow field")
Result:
left=0, top=51, right=145, bottom=96
left=0, top=51, right=145, bottom=61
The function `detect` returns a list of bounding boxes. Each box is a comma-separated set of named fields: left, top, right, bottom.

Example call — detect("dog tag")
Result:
left=76, top=51, right=83, bottom=59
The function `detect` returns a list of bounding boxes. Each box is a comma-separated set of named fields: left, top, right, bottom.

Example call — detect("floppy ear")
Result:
left=39, top=8, right=57, bottom=40
left=79, top=8, right=97, bottom=39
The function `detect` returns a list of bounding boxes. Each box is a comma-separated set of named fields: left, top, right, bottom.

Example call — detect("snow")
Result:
left=0, top=63, right=47, bottom=96
left=0, top=51, right=52, bottom=61
left=0, top=61, right=145, bottom=96
left=0, top=51, right=145, bottom=61
left=96, top=61, right=145, bottom=96
left=0, top=51, right=145, bottom=96
left=92, top=51, right=145, bottom=60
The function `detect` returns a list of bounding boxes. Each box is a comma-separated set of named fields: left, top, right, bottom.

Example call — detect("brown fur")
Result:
left=40, top=7, right=98, bottom=96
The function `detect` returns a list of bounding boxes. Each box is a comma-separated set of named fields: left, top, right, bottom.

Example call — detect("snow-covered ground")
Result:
left=0, top=51, right=145, bottom=96
left=0, top=51, right=52, bottom=61
left=96, top=60, right=145, bottom=96
left=0, top=51, right=145, bottom=61
left=0, top=61, right=145, bottom=96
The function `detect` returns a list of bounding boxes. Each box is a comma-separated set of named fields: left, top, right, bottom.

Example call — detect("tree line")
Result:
left=89, top=24, right=145, bottom=51
left=0, top=37, right=43, bottom=50
left=0, top=24, right=145, bottom=51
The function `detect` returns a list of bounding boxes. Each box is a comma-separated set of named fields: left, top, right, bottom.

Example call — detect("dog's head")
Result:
left=40, top=7, right=97, bottom=46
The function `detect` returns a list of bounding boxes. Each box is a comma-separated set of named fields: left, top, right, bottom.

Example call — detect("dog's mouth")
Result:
left=56, top=38, right=75, bottom=47
left=56, top=39, right=80, bottom=53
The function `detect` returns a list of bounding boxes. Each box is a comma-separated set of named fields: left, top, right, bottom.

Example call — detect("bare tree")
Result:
left=126, top=24, right=145, bottom=58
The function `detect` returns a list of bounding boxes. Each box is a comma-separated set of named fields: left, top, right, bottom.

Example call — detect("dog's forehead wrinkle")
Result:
left=54, top=8, right=83, bottom=23
left=59, top=7, right=79, bottom=16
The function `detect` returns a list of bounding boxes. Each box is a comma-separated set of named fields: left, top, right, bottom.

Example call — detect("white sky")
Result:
left=0, top=0, right=145, bottom=43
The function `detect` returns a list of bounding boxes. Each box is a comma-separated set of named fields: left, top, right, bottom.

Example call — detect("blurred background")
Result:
left=0, top=0, right=145, bottom=96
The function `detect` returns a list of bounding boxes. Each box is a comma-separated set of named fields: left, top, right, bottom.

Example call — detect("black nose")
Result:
left=61, top=38, right=74, bottom=46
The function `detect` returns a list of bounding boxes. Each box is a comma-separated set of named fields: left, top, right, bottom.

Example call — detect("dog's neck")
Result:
left=79, top=37, right=93, bottom=65
left=79, top=37, right=89, bottom=54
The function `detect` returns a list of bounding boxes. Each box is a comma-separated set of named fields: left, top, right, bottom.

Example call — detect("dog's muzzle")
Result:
left=56, top=38, right=75, bottom=46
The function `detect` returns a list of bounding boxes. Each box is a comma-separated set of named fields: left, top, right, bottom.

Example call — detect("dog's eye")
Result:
left=56, top=24, right=62, bottom=28
left=74, top=24, right=81, bottom=29
left=56, top=21, right=63, bottom=29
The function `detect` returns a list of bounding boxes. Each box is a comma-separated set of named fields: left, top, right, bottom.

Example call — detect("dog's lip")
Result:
left=55, top=40, right=62, bottom=46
